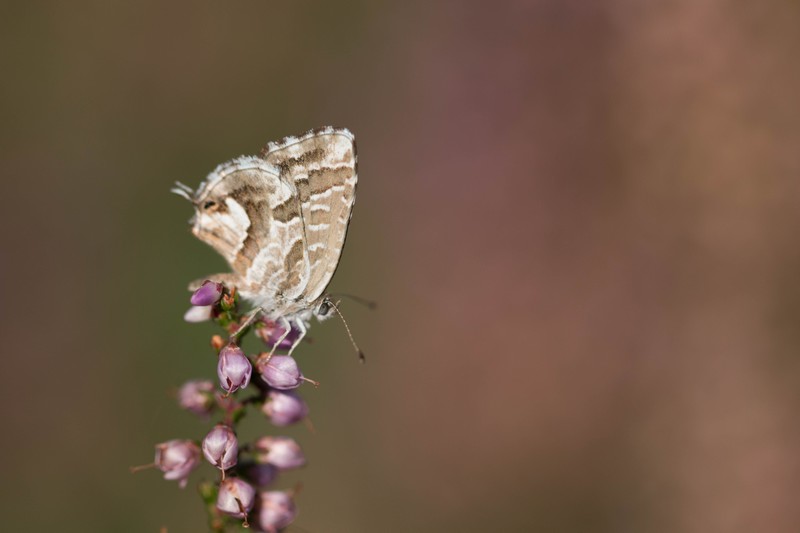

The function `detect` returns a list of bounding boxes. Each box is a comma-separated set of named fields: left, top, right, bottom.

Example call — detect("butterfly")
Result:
left=173, top=127, right=358, bottom=355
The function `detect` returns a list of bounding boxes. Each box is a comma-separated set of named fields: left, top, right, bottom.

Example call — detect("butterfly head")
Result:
left=173, top=176, right=252, bottom=265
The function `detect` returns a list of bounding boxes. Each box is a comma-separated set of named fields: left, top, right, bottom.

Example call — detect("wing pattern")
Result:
left=262, top=127, right=357, bottom=305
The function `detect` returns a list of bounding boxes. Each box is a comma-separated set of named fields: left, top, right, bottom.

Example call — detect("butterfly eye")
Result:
left=317, top=301, right=332, bottom=317
left=203, top=200, right=217, bottom=210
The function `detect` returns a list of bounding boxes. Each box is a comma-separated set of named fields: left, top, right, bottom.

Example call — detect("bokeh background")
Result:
left=2, top=1, right=800, bottom=532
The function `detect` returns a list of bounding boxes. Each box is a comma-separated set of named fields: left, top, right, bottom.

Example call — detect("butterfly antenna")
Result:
left=325, top=298, right=366, bottom=363
left=170, top=181, right=194, bottom=201
left=327, top=293, right=377, bottom=310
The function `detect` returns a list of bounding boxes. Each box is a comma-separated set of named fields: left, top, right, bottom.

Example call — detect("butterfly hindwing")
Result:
left=262, top=127, right=357, bottom=304
left=191, top=158, right=310, bottom=313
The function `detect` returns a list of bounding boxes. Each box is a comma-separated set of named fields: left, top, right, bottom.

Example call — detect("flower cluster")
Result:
left=136, top=281, right=314, bottom=532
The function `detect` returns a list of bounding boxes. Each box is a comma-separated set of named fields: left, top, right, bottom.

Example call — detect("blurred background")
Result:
left=2, top=1, right=800, bottom=532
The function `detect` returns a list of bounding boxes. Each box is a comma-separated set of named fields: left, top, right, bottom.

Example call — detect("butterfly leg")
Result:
left=230, top=307, right=263, bottom=342
left=264, top=316, right=293, bottom=363
left=287, top=319, right=307, bottom=357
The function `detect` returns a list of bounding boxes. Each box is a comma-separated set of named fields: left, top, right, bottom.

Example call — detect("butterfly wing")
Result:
left=261, top=127, right=357, bottom=305
left=192, top=156, right=311, bottom=312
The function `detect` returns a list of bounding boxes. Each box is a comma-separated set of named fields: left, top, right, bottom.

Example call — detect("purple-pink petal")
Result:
left=190, top=280, right=223, bottom=306
left=259, top=355, right=303, bottom=390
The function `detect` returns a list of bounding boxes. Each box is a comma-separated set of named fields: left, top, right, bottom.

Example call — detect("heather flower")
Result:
left=217, top=344, right=252, bottom=394
left=190, top=280, right=223, bottom=306
left=184, top=305, right=213, bottom=322
left=142, top=271, right=334, bottom=529
left=154, top=440, right=201, bottom=489
left=255, top=491, right=297, bottom=533
left=262, top=390, right=309, bottom=427
left=254, top=436, right=306, bottom=470
left=202, top=424, right=238, bottom=474
left=217, top=477, right=256, bottom=522
left=177, top=379, right=215, bottom=417
left=258, top=355, right=304, bottom=390
left=256, top=319, right=300, bottom=350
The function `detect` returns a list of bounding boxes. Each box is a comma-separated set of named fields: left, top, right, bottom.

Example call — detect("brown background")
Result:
left=2, top=1, right=800, bottom=532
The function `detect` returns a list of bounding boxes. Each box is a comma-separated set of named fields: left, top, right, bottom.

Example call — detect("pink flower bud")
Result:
left=191, top=280, right=223, bottom=306
left=184, top=305, right=213, bottom=323
left=216, top=477, right=256, bottom=520
left=258, top=355, right=303, bottom=390
left=255, top=319, right=301, bottom=350
left=262, top=390, right=308, bottom=427
left=254, top=436, right=306, bottom=470
left=154, top=439, right=200, bottom=489
left=256, top=491, right=297, bottom=533
left=217, top=344, right=252, bottom=394
left=177, top=380, right=215, bottom=417
left=202, top=424, right=238, bottom=473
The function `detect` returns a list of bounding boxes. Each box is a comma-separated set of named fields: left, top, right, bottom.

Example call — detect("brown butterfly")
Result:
left=173, top=127, right=358, bottom=355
